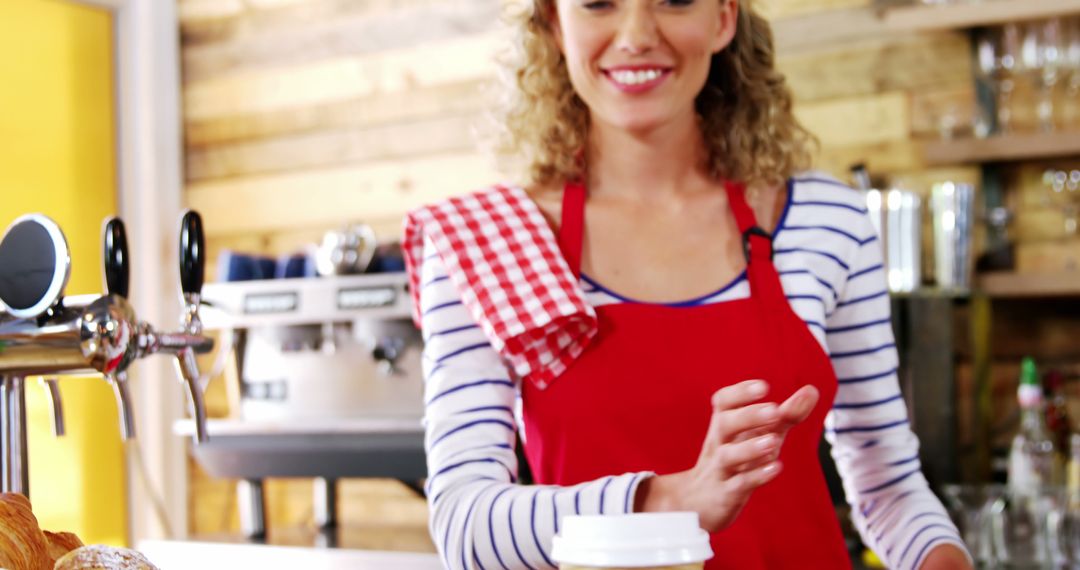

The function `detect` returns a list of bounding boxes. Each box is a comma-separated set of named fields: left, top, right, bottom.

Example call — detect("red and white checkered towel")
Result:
left=402, top=185, right=597, bottom=389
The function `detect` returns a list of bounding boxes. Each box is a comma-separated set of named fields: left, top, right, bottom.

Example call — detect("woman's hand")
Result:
left=918, top=544, right=973, bottom=570
left=636, top=380, right=819, bottom=532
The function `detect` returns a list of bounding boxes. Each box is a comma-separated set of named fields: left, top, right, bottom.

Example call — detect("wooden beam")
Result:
left=185, top=151, right=498, bottom=237
left=978, top=271, right=1080, bottom=297
left=182, top=2, right=501, bottom=84
left=772, top=6, right=894, bottom=54
left=761, top=0, right=870, bottom=20
left=185, top=79, right=493, bottom=147
left=186, top=113, right=484, bottom=181
left=796, top=91, right=911, bottom=148
left=781, top=33, right=970, bottom=103
left=1016, top=241, right=1080, bottom=273
left=923, top=131, right=1080, bottom=165
left=884, top=0, right=1080, bottom=33
left=814, top=139, right=926, bottom=179
left=183, top=32, right=503, bottom=121
left=179, top=0, right=453, bottom=44
left=910, top=86, right=976, bottom=140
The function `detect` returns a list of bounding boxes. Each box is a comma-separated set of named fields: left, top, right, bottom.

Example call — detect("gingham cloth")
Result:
left=402, top=185, right=597, bottom=389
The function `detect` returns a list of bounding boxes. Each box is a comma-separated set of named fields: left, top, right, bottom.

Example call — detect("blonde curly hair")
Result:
left=493, top=0, right=816, bottom=189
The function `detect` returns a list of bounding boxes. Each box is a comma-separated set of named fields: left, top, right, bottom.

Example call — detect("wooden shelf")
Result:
left=977, top=271, right=1080, bottom=297
left=923, top=131, right=1080, bottom=165
left=772, top=0, right=1080, bottom=54
left=773, top=8, right=891, bottom=53
left=883, top=0, right=1080, bottom=34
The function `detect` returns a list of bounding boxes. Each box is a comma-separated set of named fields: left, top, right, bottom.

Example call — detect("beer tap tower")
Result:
left=0, top=211, right=214, bottom=496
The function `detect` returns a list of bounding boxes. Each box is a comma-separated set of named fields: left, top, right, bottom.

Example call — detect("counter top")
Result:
left=175, top=418, right=426, bottom=479
left=137, top=541, right=441, bottom=570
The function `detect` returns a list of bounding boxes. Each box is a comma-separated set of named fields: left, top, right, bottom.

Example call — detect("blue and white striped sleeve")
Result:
left=418, top=235, right=653, bottom=570
left=824, top=213, right=968, bottom=570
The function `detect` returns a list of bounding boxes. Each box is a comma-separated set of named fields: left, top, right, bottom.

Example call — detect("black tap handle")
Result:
left=103, top=217, right=130, bottom=299
left=179, top=210, right=205, bottom=296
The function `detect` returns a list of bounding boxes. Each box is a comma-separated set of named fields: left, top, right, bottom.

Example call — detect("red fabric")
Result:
left=522, top=181, right=851, bottom=569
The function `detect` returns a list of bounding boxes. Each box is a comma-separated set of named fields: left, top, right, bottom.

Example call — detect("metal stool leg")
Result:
left=237, top=478, right=267, bottom=541
left=313, top=477, right=338, bottom=548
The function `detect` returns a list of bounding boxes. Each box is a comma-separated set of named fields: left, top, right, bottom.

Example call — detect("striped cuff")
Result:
left=882, top=522, right=966, bottom=570
left=910, top=536, right=970, bottom=570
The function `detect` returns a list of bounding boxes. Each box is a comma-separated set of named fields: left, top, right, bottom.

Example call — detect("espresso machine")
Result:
left=190, top=227, right=425, bottom=544
left=0, top=211, right=215, bottom=496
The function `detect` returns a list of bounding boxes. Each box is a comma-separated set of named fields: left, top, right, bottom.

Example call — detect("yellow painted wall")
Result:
left=0, top=0, right=127, bottom=546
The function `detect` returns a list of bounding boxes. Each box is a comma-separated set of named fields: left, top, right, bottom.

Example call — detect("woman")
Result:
left=403, top=0, right=971, bottom=568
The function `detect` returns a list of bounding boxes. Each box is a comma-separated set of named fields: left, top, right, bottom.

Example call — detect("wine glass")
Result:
left=1018, top=19, right=1065, bottom=132
left=1062, top=17, right=1080, bottom=128
left=975, top=24, right=1023, bottom=135
left=1043, top=168, right=1080, bottom=236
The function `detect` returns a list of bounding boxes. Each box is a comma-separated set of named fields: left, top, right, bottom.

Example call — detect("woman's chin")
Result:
left=603, top=114, right=669, bottom=135
left=594, top=106, right=687, bottom=137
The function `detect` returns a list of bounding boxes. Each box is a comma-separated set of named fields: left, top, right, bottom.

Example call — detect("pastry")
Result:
left=53, top=545, right=159, bottom=570
left=0, top=493, right=52, bottom=570
left=43, top=530, right=83, bottom=563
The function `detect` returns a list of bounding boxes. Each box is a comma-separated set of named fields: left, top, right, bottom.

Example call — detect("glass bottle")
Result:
left=1009, top=357, right=1060, bottom=496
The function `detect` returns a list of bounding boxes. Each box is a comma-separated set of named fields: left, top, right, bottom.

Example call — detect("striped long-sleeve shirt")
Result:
left=417, top=174, right=966, bottom=570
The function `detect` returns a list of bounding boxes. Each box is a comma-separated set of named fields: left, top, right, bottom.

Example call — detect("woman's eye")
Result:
left=582, top=1, right=614, bottom=9
left=662, top=0, right=695, bottom=5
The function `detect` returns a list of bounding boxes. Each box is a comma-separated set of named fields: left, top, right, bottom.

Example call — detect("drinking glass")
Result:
left=942, top=484, right=999, bottom=565
left=988, top=486, right=1064, bottom=568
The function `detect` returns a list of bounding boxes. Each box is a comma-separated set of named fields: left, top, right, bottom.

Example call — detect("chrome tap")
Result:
left=102, top=217, right=135, bottom=441
left=41, top=378, right=64, bottom=437
left=172, top=211, right=210, bottom=445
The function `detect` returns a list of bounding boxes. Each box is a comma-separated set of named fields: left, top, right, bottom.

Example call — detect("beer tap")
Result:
left=173, top=211, right=210, bottom=444
left=41, top=379, right=64, bottom=437
left=102, top=218, right=136, bottom=441
left=0, top=211, right=215, bottom=495
left=0, top=214, right=73, bottom=495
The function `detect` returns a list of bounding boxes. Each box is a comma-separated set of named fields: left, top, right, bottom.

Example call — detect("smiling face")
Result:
left=549, top=0, right=738, bottom=134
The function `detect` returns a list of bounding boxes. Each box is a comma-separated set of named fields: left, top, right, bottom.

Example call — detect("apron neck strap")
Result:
left=559, top=181, right=586, bottom=278
left=724, top=180, right=759, bottom=233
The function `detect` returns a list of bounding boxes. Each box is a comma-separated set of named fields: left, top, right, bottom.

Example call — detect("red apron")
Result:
left=521, top=181, right=851, bottom=569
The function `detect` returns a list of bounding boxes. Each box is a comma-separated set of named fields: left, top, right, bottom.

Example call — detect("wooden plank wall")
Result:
left=176, top=0, right=1078, bottom=542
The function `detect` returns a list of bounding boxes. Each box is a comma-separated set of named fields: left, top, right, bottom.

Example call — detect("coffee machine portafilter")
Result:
left=0, top=211, right=215, bottom=496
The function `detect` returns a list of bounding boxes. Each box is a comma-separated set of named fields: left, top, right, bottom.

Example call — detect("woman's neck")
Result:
left=584, top=112, right=713, bottom=203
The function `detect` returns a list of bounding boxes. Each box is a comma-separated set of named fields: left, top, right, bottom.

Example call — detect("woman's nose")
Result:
left=615, top=3, right=659, bottom=55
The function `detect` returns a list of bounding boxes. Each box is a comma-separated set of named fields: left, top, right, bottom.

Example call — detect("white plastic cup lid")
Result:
left=551, top=512, right=713, bottom=568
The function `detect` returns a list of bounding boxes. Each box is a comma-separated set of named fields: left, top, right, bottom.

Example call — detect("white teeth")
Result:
left=609, top=69, right=663, bottom=86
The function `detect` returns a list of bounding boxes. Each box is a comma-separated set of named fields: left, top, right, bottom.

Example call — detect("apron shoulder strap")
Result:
left=724, top=180, right=773, bottom=264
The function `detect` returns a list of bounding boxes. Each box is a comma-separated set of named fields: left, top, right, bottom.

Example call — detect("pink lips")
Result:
left=602, top=66, right=672, bottom=94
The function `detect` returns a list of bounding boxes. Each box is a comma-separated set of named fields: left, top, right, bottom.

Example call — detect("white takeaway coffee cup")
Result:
left=551, top=512, right=713, bottom=570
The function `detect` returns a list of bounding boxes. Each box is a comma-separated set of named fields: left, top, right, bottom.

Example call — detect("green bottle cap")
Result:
left=1020, top=357, right=1040, bottom=387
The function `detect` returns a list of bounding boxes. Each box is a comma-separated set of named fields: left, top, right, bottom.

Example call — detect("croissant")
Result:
left=53, top=545, right=159, bottom=570
left=0, top=493, right=52, bottom=570
left=43, top=531, right=83, bottom=564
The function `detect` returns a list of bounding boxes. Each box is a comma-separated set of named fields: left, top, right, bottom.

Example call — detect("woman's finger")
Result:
left=725, top=460, right=782, bottom=494
left=716, top=433, right=779, bottom=475
left=702, top=381, right=771, bottom=449
left=715, top=402, right=779, bottom=444
left=777, top=385, right=820, bottom=428
left=711, top=380, right=769, bottom=411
